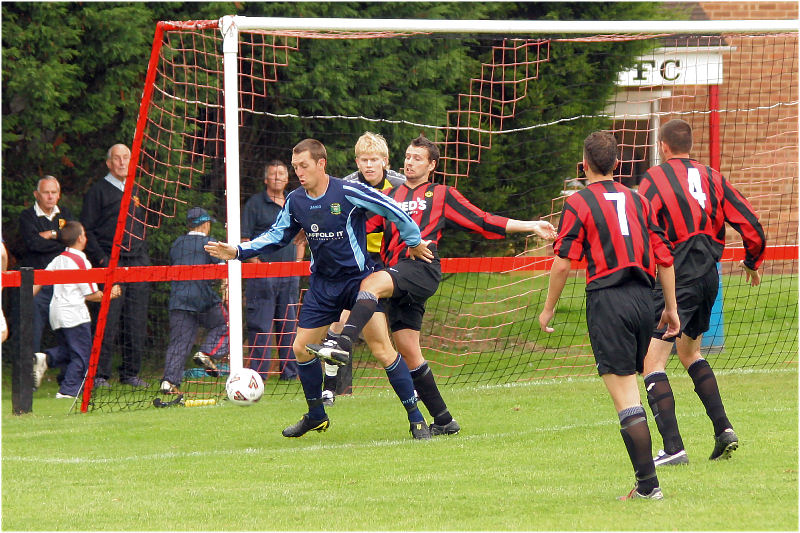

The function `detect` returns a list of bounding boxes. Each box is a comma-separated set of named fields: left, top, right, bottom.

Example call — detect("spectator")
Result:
left=241, top=160, right=304, bottom=381
left=161, top=207, right=229, bottom=393
left=32, top=221, right=121, bottom=398
left=81, top=144, right=150, bottom=388
left=17, top=176, right=74, bottom=353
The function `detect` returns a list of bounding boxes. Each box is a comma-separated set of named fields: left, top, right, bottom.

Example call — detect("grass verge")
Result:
left=3, top=368, right=796, bottom=530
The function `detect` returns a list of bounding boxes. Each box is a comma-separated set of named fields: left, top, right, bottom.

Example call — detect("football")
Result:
left=225, top=368, right=264, bottom=406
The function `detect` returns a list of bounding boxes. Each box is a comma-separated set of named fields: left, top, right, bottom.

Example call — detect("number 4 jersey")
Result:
left=638, top=158, right=766, bottom=285
left=554, top=180, right=674, bottom=291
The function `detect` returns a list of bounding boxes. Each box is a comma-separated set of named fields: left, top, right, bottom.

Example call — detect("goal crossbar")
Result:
left=225, top=16, right=799, bottom=34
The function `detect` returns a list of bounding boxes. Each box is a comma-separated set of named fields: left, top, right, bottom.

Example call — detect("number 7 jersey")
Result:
left=638, top=158, right=766, bottom=285
left=554, top=180, right=674, bottom=291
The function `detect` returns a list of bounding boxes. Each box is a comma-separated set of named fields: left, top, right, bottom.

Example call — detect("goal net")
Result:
left=67, top=17, right=796, bottom=412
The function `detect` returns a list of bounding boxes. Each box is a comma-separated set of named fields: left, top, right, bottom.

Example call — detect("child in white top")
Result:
left=33, top=221, right=119, bottom=398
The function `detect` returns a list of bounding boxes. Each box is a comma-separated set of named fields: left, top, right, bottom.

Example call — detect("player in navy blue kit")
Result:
left=206, top=139, right=435, bottom=439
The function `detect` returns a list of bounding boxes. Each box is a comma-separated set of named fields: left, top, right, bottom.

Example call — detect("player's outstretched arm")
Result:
left=539, top=256, right=571, bottom=333
left=204, top=241, right=238, bottom=261
left=739, top=260, right=761, bottom=287
left=506, top=219, right=557, bottom=241
left=407, top=239, right=434, bottom=263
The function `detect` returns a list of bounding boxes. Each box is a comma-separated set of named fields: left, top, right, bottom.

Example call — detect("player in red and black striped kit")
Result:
left=377, top=174, right=512, bottom=267
left=539, top=131, right=680, bottom=500
left=307, top=134, right=556, bottom=436
left=637, top=119, right=766, bottom=467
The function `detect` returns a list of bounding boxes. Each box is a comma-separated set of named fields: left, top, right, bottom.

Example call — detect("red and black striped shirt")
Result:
left=638, top=158, right=765, bottom=285
left=370, top=182, right=509, bottom=267
left=555, top=180, right=673, bottom=290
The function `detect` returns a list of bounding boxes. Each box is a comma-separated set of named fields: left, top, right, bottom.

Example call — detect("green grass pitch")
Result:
left=3, top=367, right=796, bottom=530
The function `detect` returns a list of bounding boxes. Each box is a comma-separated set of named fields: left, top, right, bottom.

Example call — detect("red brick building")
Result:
left=611, top=2, right=797, bottom=258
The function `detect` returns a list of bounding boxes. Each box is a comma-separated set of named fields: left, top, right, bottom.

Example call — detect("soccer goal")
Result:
left=47, top=16, right=796, bottom=412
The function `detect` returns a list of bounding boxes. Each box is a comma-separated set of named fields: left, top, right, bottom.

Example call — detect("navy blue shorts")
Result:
left=298, top=271, right=384, bottom=329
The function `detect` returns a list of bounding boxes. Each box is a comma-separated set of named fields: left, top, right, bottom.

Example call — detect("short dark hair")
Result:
left=409, top=135, right=440, bottom=167
left=265, top=159, right=288, bottom=178
left=660, top=119, right=693, bottom=154
left=583, top=131, right=618, bottom=175
left=59, top=221, right=84, bottom=247
left=293, top=139, right=327, bottom=162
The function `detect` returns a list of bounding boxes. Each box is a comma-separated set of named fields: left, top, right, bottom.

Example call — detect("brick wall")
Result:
left=699, top=1, right=798, bottom=21
left=658, top=4, right=798, bottom=254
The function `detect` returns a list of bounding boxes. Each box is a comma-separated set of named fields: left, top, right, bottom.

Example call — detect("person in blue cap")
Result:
left=160, top=207, right=229, bottom=393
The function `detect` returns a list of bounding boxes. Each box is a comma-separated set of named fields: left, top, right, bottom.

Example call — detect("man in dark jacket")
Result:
left=81, top=144, right=150, bottom=388
left=160, top=207, right=229, bottom=393
left=241, top=160, right=303, bottom=381
left=17, top=176, right=74, bottom=354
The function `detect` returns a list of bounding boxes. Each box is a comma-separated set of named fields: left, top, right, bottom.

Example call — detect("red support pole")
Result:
left=705, top=83, right=723, bottom=350
left=80, top=22, right=169, bottom=412
left=709, top=84, right=721, bottom=171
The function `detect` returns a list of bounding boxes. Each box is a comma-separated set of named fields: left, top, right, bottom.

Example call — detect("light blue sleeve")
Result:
left=237, top=198, right=300, bottom=260
left=342, top=183, right=421, bottom=248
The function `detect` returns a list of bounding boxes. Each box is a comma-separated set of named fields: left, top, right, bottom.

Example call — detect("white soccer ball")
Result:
left=225, top=368, right=264, bottom=406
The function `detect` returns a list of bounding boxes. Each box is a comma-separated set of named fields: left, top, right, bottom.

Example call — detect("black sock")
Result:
left=619, top=406, right=658, bottom=494
left=339, top=291, right=378, bottom=352
left=644, top=372, right=685, bottom=454
left=687, top=358, right=731, bottom=436
left=410, top=362, right=452, bottom=426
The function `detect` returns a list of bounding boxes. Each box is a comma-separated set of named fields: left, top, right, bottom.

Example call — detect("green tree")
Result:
left=1, top=1, right=238, bottom=259
left=2, top=1, right=673, bottom=260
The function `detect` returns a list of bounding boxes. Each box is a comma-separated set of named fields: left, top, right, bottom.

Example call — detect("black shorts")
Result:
left=652, top=266, right=718, bottom=340
left=586, top=281, right=654, bottom=376
left=384, top=256, right=442, bottom=332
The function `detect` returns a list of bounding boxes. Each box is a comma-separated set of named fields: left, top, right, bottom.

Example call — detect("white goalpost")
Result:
left=221, top=16, right=244, bottom=372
